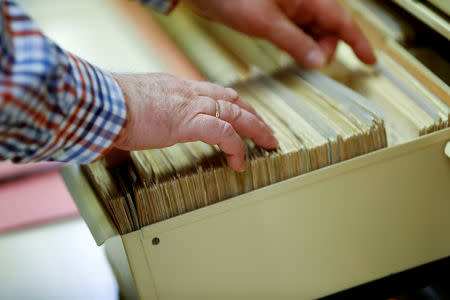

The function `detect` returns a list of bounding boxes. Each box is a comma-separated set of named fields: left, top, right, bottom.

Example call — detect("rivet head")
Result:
left=152, top=237, right=160, bottom=245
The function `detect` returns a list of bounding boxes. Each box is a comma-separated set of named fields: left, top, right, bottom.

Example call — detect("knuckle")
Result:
left=176, top=98, right=191, bottom=115
left=228, top=103, right=242, bottom=123
left=189, top=97, right=210, bottom=116
left=177, top=80, right=196, bottom=99
left=221, top=122, right=236, bottom=138
left=225, top=88, right=239, bottom=102
left=182, top=86, right=197, bottom=99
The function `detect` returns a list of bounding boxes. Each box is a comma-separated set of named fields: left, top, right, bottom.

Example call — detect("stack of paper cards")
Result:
left=83, top=71, right=386, bottom=233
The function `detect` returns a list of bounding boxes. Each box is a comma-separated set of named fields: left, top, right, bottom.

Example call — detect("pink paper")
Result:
left=0, top=170, right=79, bottom=234
left=0, top=161, right=63, bottom=182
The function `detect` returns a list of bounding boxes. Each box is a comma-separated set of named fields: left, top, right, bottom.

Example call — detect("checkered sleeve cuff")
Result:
left=46, top=54, right=127, bottom=164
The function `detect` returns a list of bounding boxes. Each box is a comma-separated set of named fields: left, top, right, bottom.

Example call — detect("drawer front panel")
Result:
left=133, top=130, right=450, bottom=300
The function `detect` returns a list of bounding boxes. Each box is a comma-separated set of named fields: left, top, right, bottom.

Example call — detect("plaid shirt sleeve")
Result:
left=0, top=1, right=127, bottom=164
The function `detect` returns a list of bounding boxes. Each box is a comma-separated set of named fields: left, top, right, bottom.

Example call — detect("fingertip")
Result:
left=317, top=35, right=339, bottom=63
left=354, top=38, right=377, bottom=65
left=251, top=133, right=278, bottom=153
left=268, top=135, right=279, bottom=149
left=261, top=129, right=279, bottom=149
left=227, top=154, right=245, bottom=172
left=304, top=49, right=326, bottom=69
left=335, top=11, right=377, bottom=66
left=365, top=50, right=377, bottom=65
left=360, top=49, right=377, bottom=65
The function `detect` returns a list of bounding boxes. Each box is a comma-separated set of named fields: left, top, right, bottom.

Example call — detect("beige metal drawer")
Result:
left=61, top=127, right=450, bottom=300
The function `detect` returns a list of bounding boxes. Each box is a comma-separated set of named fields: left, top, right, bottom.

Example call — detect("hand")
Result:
left=106, top=73, right=278, bottom=171
left=183, top=0, right=376, bottom=68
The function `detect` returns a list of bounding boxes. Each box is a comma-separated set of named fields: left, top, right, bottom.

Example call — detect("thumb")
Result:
left=264, top=12, right=325, bottom=68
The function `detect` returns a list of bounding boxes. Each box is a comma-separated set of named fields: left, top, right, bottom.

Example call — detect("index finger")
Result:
left=315, top=1, right=376, bottom=64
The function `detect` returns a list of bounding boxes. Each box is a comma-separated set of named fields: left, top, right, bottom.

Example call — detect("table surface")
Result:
left=0, top=218, right=118, bottom=300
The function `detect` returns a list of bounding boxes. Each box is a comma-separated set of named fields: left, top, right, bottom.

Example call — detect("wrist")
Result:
left=110, top=73, right=132, bottom=151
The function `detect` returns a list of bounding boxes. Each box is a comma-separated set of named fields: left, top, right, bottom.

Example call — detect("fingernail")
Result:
left=305, top=50, right=325, bottom=68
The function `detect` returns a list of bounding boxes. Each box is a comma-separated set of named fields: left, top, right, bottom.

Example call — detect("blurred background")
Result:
left=1, top=0, right=449, bottom=300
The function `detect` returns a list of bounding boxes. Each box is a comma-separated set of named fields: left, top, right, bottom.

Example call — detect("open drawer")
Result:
left=61, top=127, right=449, bottom=300
left=61, top=0, right=450, bottom=299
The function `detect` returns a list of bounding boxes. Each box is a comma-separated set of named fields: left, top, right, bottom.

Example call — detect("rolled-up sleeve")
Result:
left=0, top=1, right=127, bottom=164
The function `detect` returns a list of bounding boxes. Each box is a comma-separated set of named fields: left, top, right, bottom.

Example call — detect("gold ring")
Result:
left=215, top=101, right=221, bottom=119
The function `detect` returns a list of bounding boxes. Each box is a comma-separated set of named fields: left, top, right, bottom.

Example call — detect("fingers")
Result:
left=179, top=114, right=246, bottom=171
left=264, top=11, right=326, bottom=68
left=113, top=73, right=277, bottom=172
left=316, top=35, right=339, bottom=63
left=217, top=100, right=278, bottom=149
left=192, top=96, right=277, bottom=149
left=275, top=0, right=376, bottom=66
left=178, top=97, right=278, bottom=171
left=188, top=80, right=239, bottom=101
left=332, top=13, right=376, bottom=64
left=314, top=1, right=376, bottom=64
left=188, top=80, right=264, bottom=121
